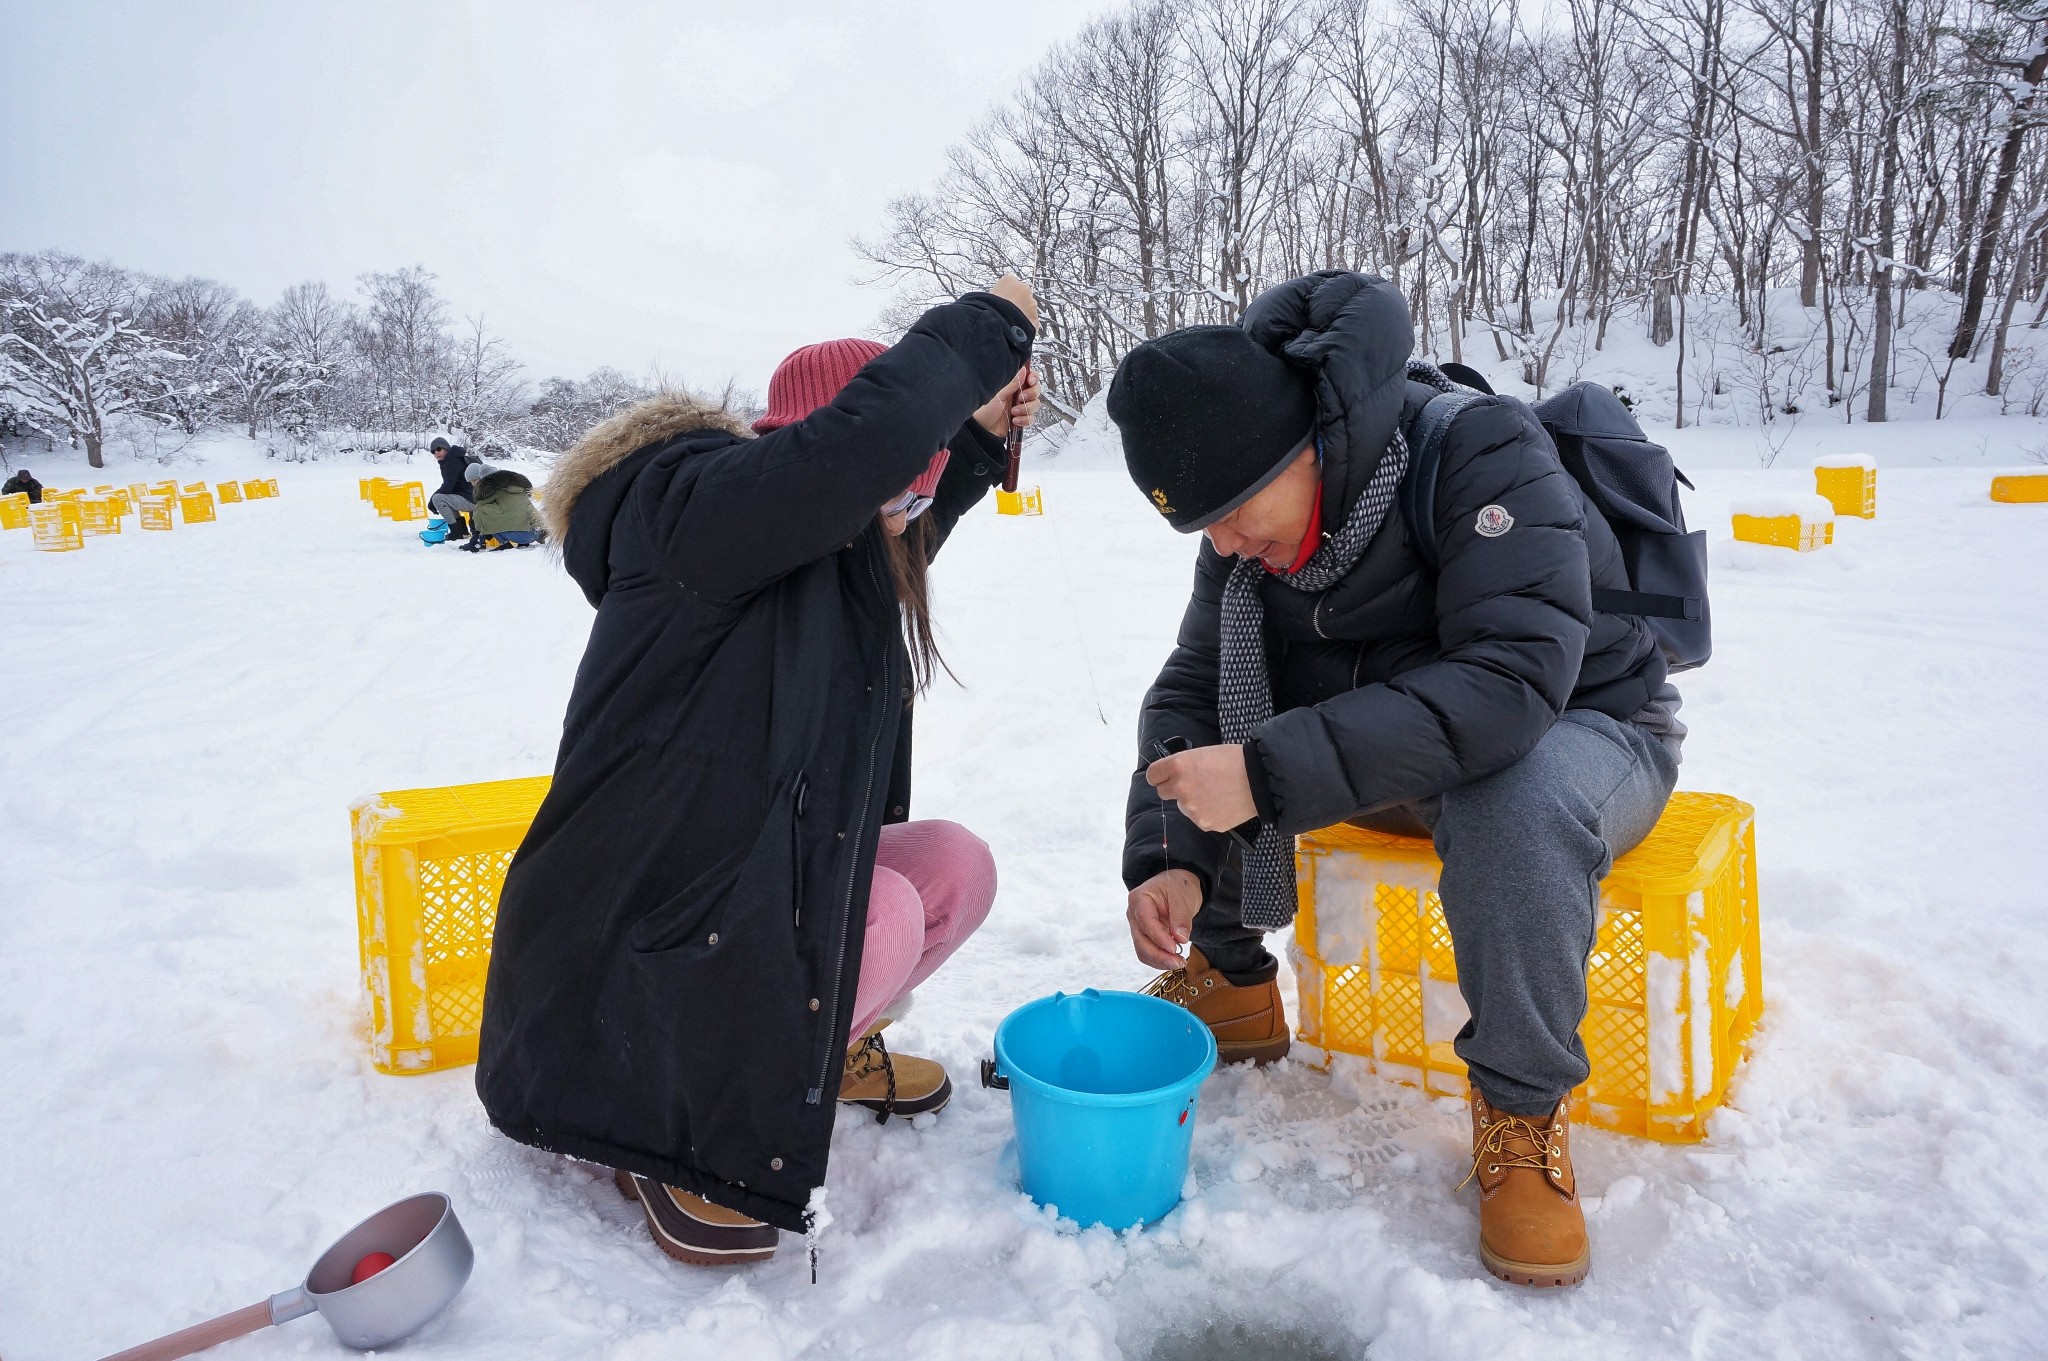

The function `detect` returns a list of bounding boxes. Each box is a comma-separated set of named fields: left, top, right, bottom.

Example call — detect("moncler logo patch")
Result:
left=1475, top=504, right=1514, bottom=537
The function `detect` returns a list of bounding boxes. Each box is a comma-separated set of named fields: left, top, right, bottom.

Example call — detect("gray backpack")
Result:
left=1401, top=370, right=1711, bottom=672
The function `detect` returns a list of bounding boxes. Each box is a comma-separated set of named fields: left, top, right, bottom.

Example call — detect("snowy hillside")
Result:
left=3, top=437, right=2047, bottom=1359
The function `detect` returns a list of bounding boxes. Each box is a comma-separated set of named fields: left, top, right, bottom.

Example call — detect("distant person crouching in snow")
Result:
left=1107, top=271, right=1681, bottom=1289
left=426, top=436, right=476, bottom=539
left=459, top=461, right=545, bottom=549
left=477, top=276, right=1041, bottom=1268
left=2, top=467, right=44, bottom=503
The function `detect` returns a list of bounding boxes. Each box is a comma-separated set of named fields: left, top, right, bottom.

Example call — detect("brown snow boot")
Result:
left=839, top=1025, right=953, bottom=1121
left=1460, top=1089, right=1589, bottom=1287
left=1142, top=946, right=1290, bottom=1066
left=615, top=1170, right=777, bottom=1266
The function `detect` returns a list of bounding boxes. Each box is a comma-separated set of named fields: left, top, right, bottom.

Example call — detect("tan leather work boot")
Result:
left=1143, top=946, right=1291, bottom=1065
left=839, top=1024, right=953, bottom=1121
left=1460, top=1089, right=1589, bottom=1287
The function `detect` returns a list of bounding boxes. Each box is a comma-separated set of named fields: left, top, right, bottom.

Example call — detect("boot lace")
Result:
left=1143, top=967, right=1209, bottom=1007
left=1457, top=1110, right=1565, bottom=1191
left=848, top=1032, right=897, bottom=1124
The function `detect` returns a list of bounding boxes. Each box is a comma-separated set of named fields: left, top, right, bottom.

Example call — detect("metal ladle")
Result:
left=99, top=1192, right=473, bottom=1360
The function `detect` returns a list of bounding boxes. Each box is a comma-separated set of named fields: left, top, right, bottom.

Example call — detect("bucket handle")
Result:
left=979, top=1058, right=1008, bottom=1091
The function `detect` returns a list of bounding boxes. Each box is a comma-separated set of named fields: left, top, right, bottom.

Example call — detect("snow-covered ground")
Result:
left=4, top=430, right=2047, bottom=1360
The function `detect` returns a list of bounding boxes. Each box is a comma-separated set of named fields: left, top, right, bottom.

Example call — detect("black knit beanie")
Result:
left=1106, top=325, right=1317, bottom=532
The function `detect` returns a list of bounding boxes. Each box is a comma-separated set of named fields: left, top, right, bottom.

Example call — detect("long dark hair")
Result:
left=879, top=514, right=951, bottom=694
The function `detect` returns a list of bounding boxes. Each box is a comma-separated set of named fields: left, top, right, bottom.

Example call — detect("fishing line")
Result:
left=1041, top=479, right=1109, bottom=726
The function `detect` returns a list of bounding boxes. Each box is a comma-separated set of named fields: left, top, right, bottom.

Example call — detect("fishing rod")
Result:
left=1002, top=363, right=1031, bottom=494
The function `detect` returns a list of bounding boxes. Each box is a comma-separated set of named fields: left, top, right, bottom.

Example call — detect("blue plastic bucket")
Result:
left=990, top=988, right=1216, bottom=1230
left=419, top=517, right=449, bottom=545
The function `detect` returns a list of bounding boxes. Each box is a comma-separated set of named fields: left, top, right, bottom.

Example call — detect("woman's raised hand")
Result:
left=988, top=273, right=1038, bottom=329
left=974, top=367, right=1041, bottom=438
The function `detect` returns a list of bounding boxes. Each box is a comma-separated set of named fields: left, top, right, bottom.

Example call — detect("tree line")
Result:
left=0, top=251, right=656, bottom=468
left=860, top=0, right=2048, bottom=427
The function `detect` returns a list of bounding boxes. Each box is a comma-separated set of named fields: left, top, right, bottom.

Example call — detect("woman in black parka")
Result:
left=477, top=277, right=1037, bottom=1266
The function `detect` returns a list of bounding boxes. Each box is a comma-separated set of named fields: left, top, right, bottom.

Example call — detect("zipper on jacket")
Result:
left=806, top=547, right=895, bottom=1106
left=791, top=770, right=808, bottom=929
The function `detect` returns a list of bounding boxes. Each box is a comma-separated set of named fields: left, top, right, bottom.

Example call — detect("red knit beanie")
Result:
left=754, top=338, right=951, bottom=497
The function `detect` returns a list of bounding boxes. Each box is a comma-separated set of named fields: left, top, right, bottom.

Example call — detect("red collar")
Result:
left=1270, top=484, right=1323, bottom=576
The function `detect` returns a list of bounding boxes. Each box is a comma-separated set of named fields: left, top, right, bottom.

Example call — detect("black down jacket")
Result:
left=433, top=445, right=473, bottom=497
left=1122, top=271, right=1664, bottom=893
left=477, top=292, right=1032, bottom=1232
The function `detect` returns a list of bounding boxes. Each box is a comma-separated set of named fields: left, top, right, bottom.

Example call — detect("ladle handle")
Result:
left=97, top=1300, right=274, bottom=1361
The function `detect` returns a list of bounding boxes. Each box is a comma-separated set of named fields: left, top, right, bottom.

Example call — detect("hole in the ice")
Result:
left=1141, top=1317, right=1360, bottom=1361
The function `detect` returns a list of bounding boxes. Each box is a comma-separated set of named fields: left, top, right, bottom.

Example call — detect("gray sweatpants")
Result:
left=430, top=490, right=475, bottom=526
left=1194, top=710, right=1679, bottom=1116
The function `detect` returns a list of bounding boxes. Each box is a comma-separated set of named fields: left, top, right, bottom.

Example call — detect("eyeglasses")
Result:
left=882, top=489, right=934, bottom=522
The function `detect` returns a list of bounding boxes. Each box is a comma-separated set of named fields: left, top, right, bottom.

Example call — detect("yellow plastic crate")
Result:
left=1732, top=512, right=1831, bottom=551
left=1813, top=458, right=1876, bottom=518
left=1292, top=792, right=1761, bottom=1142
left=244, top=478, right=274, bottom=500
left=359, top=477, right=376, bottom=501
left=179, top=490, right=216, bottom=524
left=80, top=498, right=122, bottom=536
left=996, top=486, right=1045, bottom=516
left=139, top=498, right=176, bottom=531
left=1991, top=473, right=2048, bottom=503
left=149, top=480, right=177, bottom=497
left=217, top=481, right=244, bottom=504
left=29, top=502, right=82, bottom=552
left=266, top=478, right=280, bottom=496
left=350, top=776, right=551, bottom=1074
left=0, top=492, right=28, bottom=530
left=375, top=481, right=428, bottom=521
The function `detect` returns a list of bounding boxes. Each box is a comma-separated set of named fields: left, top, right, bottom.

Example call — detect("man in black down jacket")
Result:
left=1107, top=271, right=1682, bottom=1289
left=2, top=468, right=44, bottom=503
left=426, top=437, right=475, bottom=538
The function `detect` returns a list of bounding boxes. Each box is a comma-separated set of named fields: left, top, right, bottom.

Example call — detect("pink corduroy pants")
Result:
left=847, top=820, right=997, bottom=1040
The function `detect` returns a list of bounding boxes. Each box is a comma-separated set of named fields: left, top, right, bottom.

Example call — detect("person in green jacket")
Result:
left=462, top=462, right=545, bottom=549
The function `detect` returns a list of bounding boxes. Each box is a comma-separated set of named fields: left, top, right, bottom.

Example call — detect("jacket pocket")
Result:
left=627, top=845, right=748, bottom=955
left=628, top=772, right=805, bottom=957
left=790, top=770, right=808, bottom=928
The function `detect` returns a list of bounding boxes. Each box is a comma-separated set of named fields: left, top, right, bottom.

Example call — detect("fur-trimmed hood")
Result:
left=541, top=391, right=753, bottom=545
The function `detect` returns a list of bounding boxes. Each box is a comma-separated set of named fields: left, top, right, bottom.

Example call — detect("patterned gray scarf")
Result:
left=1222, top=360, right=1458, bottom=929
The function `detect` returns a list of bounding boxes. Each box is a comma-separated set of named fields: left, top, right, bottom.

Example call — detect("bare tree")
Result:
left=1866, top=0, right=1912, bottom=421
left=0, top=252, right=184, bottom=467
left=1948, top=2, right=2048, bottom=371
left=445, top=314, right=525, bottom=439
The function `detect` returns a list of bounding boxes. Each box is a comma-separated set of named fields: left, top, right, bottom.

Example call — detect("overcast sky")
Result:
left=0, top=1, right=1109, bottom=394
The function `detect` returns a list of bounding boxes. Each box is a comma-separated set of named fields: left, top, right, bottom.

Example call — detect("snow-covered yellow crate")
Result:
left=1291, top=792, right=1761, bottom=1142
left=375, top=481, right=426, bottom=521
left=1813, top=454, right=1876, bottom=518
left=996, top=486, right=1044, bottom=516
left=217, top=480, right=244, bottom=504
left=0, top=492, right=28, bottom=530
left=1990, top=472, right=2048, bottom=503
left=350, top=776, right=550, bottom=1074
left=139, top=498, right=176, bottom=531
left=1732, top=492, right=1833, bottom=551
left=79, top=498, right=122, bottom=536
left=29, top=501, right=82, bottom=552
